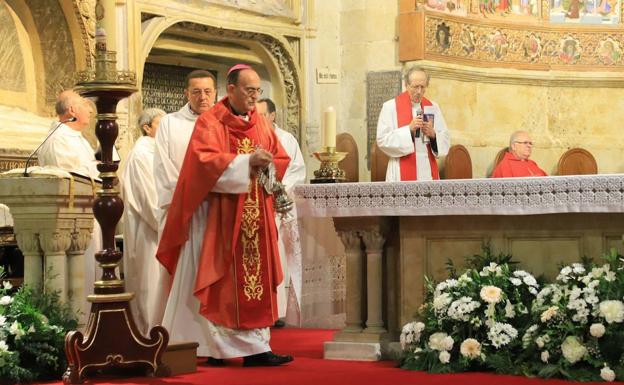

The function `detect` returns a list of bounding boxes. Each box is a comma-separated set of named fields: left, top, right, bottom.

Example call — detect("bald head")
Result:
left=55, top=90, right=92, bottom=131
left=509, top=130, right=534, bottom=161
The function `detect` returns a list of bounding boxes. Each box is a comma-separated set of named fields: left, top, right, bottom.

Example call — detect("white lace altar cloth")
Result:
left=294, top=175, right=624, bottom=218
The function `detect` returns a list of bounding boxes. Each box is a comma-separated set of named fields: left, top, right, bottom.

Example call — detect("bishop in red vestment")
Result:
left=157, top=65, right=294, bottom=366
left=492, top=130, right=547, bottom=178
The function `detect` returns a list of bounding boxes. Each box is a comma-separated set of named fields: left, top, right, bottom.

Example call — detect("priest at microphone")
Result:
left=376, top=66, right=450, bottom=182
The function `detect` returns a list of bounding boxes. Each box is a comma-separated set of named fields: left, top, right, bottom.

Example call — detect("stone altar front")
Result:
left=295, top=174, right=624, bottom=360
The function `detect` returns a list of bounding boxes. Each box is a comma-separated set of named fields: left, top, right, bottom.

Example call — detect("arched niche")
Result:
left=139, top=16, right=304, bottom=142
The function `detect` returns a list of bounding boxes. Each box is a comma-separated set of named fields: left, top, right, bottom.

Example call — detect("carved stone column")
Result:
left=337, top=230, right=363, bottom=332
left=15, top=231, right=42, bottom=290
left=360, top=230, right=387, bottom=334
left=68, top=227, right=93, bottom=323
left=39, top=230, right=73, bottom=301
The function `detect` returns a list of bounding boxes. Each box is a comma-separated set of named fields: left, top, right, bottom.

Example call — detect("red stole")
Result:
left=156, top=98, right=290, bottom=329
left=395, top=92, right=440, bottom=181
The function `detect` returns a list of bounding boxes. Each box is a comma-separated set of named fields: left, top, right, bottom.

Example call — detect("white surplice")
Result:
left=376, top=98, right=450, bottom=182
left=161, top=155, right=272, bottom=358
left=37, top=122, right=99, bottom=178
left=120, top=136, right=168, bottom=336
left=153, top=103, right=199, bottom=214
left=274, top=126, right=306, bottom=321
left=36, top=121, right=101, bottom=319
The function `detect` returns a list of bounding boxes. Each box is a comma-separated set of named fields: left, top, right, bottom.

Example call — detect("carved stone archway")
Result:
left=139, top=17, right=303, bottom=142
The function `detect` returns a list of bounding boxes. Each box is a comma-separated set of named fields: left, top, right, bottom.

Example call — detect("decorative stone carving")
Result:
left=177, top=22, right=302, bottom=142
left=337, top=230, right=364, bottom=333
left=69, top=229, right=92, bottom=254
left=74, top=0, right=97, bottom=68
left=39, top=230, right=72, bottom=256
left=360, top=230, right=387, bottom=334
left=15, top=231, right=42, bottom=289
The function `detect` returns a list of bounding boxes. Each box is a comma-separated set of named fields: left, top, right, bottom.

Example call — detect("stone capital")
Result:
left=360, top=230, right=386, bottom=253
left=337, top=230, right=361, bottom=252
left=39, top=230, right=72, bottom=255
left=15, top=231, right=41, bottom=255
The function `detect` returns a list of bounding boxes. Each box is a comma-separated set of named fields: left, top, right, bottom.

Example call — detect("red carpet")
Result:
left=36, top=329, right=622, bottom=385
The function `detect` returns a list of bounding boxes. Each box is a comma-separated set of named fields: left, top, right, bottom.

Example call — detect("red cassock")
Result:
left=156, top=97, right=290, bottom=330
left=491, top=151, right=547, bottom=178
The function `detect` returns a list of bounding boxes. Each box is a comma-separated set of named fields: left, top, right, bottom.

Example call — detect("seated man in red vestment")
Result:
left=157, top=64, right=293, bottom=367
left=491, top=130, right=547, bottom=178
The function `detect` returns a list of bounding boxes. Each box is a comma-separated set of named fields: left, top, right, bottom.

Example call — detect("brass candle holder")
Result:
left=311, top=146, right=347, bottom=184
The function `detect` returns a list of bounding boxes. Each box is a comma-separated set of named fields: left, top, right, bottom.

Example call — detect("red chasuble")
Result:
left=156, top=97, right=290, bottom=329
left=491, top=151, right=547, bottom=178
left=395, top=92, right=440, bottom=181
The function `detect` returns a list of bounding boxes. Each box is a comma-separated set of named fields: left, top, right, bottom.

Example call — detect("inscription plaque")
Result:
left=142, top=63, right=217, bottom=113
left=366, top=71, right=402, bottom=169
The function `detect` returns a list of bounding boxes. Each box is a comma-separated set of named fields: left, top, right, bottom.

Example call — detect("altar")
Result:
left=294, top=174, right=624, bottom=360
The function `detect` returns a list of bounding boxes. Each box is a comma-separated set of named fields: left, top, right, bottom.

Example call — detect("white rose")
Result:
left=2, top=281, right=12, bottom=290
left=0, top=340, right=8, bottom=352
left=510, top=278, right=522, bottom=286
left=541, top=351, right=550, bottom=363
left=0, top=296, right=12, bottom=306
left=599, top=300, right=624, bottom=324
left=590, top=323, right=606, bottom=338
left=540, top=306, right=558, bottom=323
left=601, top=366, right=616, bottom=382
left=460, top=338, right=481, bottom=359
left=429, top=332, right=451, bottom=351
left=439, top=350, right=451, bottom=364
left=480, top=286, right=502, bottom=304
left=0, top=315, right=5, bottom=327
left=561, top=336, right=587, bottom=364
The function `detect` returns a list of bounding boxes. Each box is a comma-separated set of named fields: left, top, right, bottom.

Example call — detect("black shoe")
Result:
left=205, top=357, right=225, bottom=366
left=273, top=319, right=286, bottom=328
left=243, top=351, right=293, bottom=367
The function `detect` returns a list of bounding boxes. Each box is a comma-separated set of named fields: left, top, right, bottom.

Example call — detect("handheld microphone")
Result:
left=23, top=117, right=78, bottom=177
left=414, top=103, right=423, bottom=139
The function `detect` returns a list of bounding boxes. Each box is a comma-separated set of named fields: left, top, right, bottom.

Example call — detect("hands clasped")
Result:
left=250, top=148, right=273, bottom=173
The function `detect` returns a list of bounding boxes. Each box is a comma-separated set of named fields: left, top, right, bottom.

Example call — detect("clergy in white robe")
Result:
left=256, top=98, right=305, bottom=322
left=153, top=70, right=219, bottom=355
left=153, top=70, right=217, bottom=225
left=376, top=66, right=450, bottom=182
left=120, top=108, right=167, bottom=335
left=37, top=90, right=101, bottom=320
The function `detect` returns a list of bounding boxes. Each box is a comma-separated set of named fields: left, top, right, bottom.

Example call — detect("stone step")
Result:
left=160, top=341, right=199, bottom=376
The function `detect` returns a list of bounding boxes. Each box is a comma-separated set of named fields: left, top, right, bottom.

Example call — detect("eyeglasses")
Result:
left=190, top=88, right=215, bottom=97
left=242, top=87, right=263, bottom=96
left=514, top=141, right=533, bottom=146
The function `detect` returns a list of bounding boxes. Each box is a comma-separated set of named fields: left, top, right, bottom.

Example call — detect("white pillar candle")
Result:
left=96, top=0, right=117, bottom=51
left=323, top=106, right=336, bottom=148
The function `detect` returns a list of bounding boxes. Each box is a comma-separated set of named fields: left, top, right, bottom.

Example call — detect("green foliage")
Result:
left=0, top=269, right=78, bottom=384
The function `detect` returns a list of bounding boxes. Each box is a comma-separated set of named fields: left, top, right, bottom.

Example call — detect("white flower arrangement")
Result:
left=401, top=247, right=624, bottom=382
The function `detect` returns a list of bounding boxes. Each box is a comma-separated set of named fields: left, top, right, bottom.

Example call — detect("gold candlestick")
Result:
left=311, top=146, right=347, bottom=184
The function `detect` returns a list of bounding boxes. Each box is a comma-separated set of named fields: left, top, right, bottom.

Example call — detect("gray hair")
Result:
left=138, top=108, right=166, bottom=135
left=509, top=130, right=528, bottom=148
left=403, top=65, right=430, bottom=86
left=55, top=90, right=81, bottom=116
